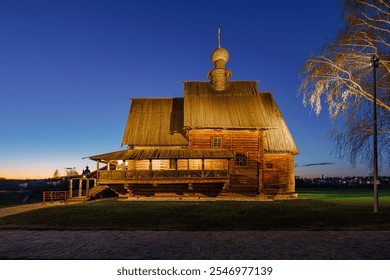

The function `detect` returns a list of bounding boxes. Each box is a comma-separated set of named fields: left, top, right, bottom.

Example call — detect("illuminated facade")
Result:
left=86, top=32, right=298, bottom=199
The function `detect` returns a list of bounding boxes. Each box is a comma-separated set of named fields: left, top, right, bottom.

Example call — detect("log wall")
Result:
left=263, top=153, right=295, bottom=194
left=188, top=129, right=260, bottom=195
left=98, top=130, right=296, bottom=198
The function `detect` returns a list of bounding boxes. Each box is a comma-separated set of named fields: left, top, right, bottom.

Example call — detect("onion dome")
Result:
left=211, top=47, right=229, bottom=68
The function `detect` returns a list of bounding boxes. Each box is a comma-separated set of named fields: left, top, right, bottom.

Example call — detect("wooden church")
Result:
left=87, top=32, right=298, bottom=200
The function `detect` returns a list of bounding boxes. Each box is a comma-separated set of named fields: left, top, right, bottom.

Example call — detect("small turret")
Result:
left=208, top=28, right=232, bottom=91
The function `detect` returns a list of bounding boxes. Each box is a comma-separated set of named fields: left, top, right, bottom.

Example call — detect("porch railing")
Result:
left=42, top=191, right=69, bottom=204
left=98, top=169, right=228, bottom=180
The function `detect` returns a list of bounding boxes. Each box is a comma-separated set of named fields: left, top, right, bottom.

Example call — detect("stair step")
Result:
left=88, top=185, right=109, bottom=197
left=67, top=197, right=88, bottom=203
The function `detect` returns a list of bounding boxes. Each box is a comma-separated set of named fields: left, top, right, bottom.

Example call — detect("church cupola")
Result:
left=208, top=28, right=232, bottom=91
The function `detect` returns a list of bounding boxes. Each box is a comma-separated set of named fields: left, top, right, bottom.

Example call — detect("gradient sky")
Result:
left=0, top=0, right=385, bottom=179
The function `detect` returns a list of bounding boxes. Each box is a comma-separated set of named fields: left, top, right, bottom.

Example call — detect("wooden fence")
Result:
left=42, top=191, right=69, bottom=204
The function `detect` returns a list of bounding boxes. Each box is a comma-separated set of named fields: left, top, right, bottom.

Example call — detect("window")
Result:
left=212, top=137, right=223, bottom=147
left=235, top=153, right=248, bottom=166
left=266, top=163, right=273, bottom=169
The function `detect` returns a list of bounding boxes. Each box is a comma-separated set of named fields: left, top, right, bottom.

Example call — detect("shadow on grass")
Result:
left=0, top=194, right=390, bottom=231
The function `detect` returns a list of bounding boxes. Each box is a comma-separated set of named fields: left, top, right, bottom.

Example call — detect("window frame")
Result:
left=211, top=137, right=223, bottom=148
left=235, top=152, right=248, bottom=167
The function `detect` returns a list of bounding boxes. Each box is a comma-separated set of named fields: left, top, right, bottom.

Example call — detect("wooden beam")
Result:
left=201, top=159, right=205, bottom=178
left=97, top=178, right=229, bottom=185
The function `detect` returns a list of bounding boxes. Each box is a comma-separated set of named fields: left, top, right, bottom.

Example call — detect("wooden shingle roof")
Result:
left=122, top=98, right=187, bottom=146
left=88, top=148, right=234, bottom=162
left=121, top=81, right=298, bottom=154
left=184, top=81, right=298, bottom=154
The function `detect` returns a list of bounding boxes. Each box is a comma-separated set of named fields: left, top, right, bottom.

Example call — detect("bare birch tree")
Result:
left=299, top=0, right=390, bottom=169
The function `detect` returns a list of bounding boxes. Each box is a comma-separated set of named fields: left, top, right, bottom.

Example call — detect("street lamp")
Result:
left=370, top=54, right=380, bottom=214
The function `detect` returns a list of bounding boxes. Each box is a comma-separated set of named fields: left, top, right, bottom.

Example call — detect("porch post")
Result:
left=122, top=160, right=126, bottom=179
left=96, top=161, right=100, bottom=179
left=223, top=159, right=231, bottom=191
left=78, top=179, right=83, bottom=197
left=201, top=159, right=205, bottom=178
left=86, top=178, right=90, bottom=197
left=149, top=159, right=153, bottom=178
left=68, top=179, right=73, bottom=198
left=175, top=159, right=178, bottom=178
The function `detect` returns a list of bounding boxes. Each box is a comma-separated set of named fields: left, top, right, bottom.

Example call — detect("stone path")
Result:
left=1, top=202, right=389, bottom=260
left=1, top=230, right=389, bottom=259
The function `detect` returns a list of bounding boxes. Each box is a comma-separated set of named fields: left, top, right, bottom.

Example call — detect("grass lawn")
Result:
left=0, top=187, right=390, bottom=231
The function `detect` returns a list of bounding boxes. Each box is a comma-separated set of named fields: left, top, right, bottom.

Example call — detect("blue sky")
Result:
left=0, top=0, right=383, bottom=179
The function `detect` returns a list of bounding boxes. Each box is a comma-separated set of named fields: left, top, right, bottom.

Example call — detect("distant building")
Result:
left=87, top=32, right=298, bottom=199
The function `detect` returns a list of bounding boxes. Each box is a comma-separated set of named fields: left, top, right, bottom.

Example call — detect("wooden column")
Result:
left=96, top=161, right=100, bottom=179
left=86, top=179, right=90, bottom=197
left=223, top=159, right=231, bottom=191
left=68, top=179, right=73, bottom=198
left=123, top=160, right=128, bottom=180
left=78, top=179, right=83, bottom=197
left=149, top=159, right=153, bottom=178
left=201, top=159, right=205, bottom=178
left=122, top=160, right=126, bottom=179
left=175, top=159, right=178, bottom=178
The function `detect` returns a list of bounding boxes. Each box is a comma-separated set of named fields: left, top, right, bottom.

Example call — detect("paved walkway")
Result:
left=1, top=230, right=389, bottom=259
left=1, top=202, right=389, bottom=260
left=0, top=203, right=57, bottom=218
left=0, top=200, right=85, bottom=218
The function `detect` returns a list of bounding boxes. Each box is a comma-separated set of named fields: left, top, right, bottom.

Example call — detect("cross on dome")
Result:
left=210, top=28, right=229, bottom=68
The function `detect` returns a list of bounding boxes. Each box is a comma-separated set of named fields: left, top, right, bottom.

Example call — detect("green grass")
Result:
left=1, top=189, right=390, bottom=231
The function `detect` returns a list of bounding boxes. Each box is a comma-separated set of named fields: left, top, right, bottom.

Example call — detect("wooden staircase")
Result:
left=88, top=185, right=109, bottom=197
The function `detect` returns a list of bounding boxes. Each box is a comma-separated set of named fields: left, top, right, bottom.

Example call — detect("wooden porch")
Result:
left=86, top=148, right=234, bottom=197
left=97, top=169, right=229, bottom=184
left=90, top=149, right=233, bottom=182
